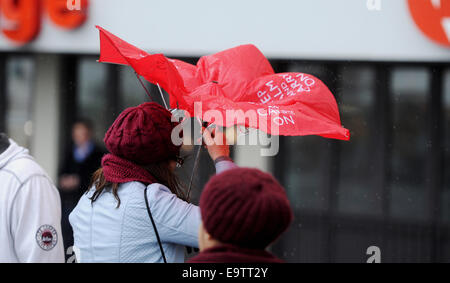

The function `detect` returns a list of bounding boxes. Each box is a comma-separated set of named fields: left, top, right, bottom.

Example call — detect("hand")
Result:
left=202, top=126, right=230, bottom=162
left=59, top=174, right=81, bottom=191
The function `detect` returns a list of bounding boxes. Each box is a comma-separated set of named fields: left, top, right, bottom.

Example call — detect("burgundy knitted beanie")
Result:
left=104, top=102, right=180, bottom=165
left=200, top=168, right=293, bottom=249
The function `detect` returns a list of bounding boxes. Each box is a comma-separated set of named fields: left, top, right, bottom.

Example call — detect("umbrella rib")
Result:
left=157, top=83, right=169, bottom=109
left=135, top=72, right=153, bottom=102
left=187, top=144, right=202, bottom=200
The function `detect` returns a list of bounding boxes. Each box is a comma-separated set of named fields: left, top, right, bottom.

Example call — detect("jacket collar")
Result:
left=188, top=243, right=284, bottom=263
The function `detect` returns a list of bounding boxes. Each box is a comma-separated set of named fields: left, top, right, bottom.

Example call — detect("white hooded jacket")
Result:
left=0, top=139, right=65, bottom=263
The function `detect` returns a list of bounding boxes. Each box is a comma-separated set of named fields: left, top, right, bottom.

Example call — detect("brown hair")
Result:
left=89, top=161, right=188, bottom=208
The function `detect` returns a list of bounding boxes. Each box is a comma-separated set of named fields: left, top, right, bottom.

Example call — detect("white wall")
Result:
left=0, top=0, right=449, bottom=61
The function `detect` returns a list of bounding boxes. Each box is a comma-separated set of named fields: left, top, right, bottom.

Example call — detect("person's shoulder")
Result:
left=146, top=183, right=172, bottom=194
left=120, top=182, right=174, bottom=210
left=5, top=158, right=59, bottom=202
left=144, top=183, right=174, bottom=204
left=4, top=156, right=51, bottom=185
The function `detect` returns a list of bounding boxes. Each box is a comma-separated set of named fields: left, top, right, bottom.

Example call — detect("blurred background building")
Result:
left=0, top=0, right=449, bottom=262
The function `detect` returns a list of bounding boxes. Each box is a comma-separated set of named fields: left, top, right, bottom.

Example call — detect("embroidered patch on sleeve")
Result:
left=36, top=225, right=58, bottom=251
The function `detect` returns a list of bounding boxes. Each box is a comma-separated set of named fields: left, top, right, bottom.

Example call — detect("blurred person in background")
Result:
left=58, top=119, right=105, bottom=252
left=0, top=133, right=65, bottom=263
left=188, top=168, right=293, bottom=263
left=69, top=102, right=236, bottom=263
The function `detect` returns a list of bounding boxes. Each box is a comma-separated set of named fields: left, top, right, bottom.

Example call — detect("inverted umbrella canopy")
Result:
left=97, top=26, right=350, bottom=140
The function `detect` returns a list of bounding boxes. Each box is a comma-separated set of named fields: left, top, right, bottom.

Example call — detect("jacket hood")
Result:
left=0, top=139, right=30, bottom=169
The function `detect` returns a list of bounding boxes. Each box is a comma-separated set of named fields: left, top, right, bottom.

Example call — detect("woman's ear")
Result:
left=205, top=230, right=215, bottom=242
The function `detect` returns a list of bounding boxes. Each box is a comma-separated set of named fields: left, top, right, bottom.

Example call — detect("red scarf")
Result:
left=101, top=154, right=157, bottom=185
left=187, top=244, right=284, bottom=263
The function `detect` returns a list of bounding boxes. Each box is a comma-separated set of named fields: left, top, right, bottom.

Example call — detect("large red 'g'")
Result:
left=0, top=0, right=41, bottom=44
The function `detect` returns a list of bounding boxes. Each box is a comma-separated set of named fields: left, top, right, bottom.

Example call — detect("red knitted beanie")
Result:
left=200, top=168, right=293, bottom=249
left=104, top=102, right=180, bottom=165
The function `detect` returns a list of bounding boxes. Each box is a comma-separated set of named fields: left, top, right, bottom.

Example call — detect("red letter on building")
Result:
left=0, top=0, right=41, bottom=44
left=46, top=0, right=89, bottom=29
left=408, top=0, right=450, bottom=47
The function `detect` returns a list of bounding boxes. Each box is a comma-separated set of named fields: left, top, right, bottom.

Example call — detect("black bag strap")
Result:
left=144, top=187, right=167, bottom=263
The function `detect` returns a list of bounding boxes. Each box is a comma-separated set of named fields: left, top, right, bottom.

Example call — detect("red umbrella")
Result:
left=96, top=26, right=350, bottom=141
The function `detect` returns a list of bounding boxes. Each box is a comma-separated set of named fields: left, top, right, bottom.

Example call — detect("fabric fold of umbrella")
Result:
left=96, top=26, right=350, bottom=141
